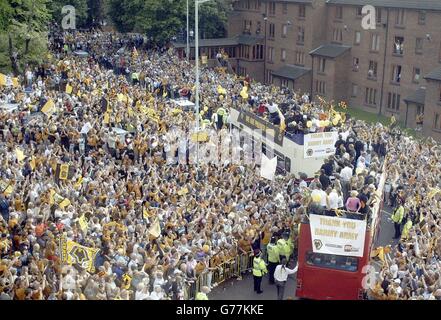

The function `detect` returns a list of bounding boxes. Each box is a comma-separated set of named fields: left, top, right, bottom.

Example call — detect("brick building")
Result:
left=173, top=0, right=441, bottom=140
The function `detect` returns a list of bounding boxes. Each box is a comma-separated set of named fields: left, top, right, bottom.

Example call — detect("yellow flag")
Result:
left=0, top=73, right=6, bottom=86
left=0, top=180, right=14, bottom=196
left=79, top=215, right=88, bottom=232
left=74, top=176, right=83, bottom=189
left=127, top=106, right=134, bottom=117
left=59, top=164, right=70, bottom=180
left=278, top=108, right=286, bottom=132
left=15, top=148, right=25, bottom=162
left=41, top=99, right=55, bottom=115
left=103, top=112, right=110, bottom=124
left=191, top=132, right=209, bottom=142
left=122, top=274, right=132, bottom=290
left=29, top=156, right=36, bottom=170
left=77, top=90, right=82, bottom=97
left=59, top=236, right=99, bottom=273
left=59, top=198, right=71, bottom=209
left=12, top=78, right=19, bottom=88
left=66, top=84, right=73, bottom=94
left=148, top=218, right=161, bottom=238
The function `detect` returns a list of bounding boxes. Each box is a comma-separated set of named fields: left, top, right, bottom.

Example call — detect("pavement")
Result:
left=210, top=206, right=398, bottom=300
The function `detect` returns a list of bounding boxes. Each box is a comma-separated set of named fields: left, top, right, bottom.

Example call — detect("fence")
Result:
left=184, top=252, right=254, bottom=300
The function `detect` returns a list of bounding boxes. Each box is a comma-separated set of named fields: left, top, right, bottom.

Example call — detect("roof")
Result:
left=424, top=66, right=441, bottom=82
left=309, top=44, right=351, bottom=58
left=172, top=35, right=264, bottom=49
left=326, top=0, right=441, bottom=11
left=404, top=87, right=426, bottom=105
left=272, top=65, right=311, bottom=80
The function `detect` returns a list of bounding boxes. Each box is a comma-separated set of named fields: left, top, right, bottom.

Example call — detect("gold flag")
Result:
left=41, top=99, right=55, bottom=115
left=15, top=148, right=25, bottom=162
left=103, top=112, right=110, bottom=124
left=66, top=84, right=73, bottom=94
left=12, top=78, right=19, bottom=88
left=148, top=218, right=161, bottom=238
left=59, top=198, right=71, bottom=209
left=74, top=176, right=83, bottom=189
left=0, top=73, right=6, bottom=86
left=59, top=236, right=99, bottom=273
left=79, top=215, right=88, bottom=232
left=29, top=156, right=36, bottom=170
left=59, top=164, right=70, bottom=180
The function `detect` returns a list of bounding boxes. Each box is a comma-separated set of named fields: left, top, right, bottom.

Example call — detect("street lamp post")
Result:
left=186, top=0, right=190, bottom=61
left=194, top=0, right=212, bottom=173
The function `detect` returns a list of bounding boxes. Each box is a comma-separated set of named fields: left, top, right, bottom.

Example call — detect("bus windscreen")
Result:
left=306, top=251, right=359, bottom=272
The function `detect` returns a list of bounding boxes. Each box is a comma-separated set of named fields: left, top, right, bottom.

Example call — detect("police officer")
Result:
left=277, top=233, right=291, bottom=263
left=267, top=237, right=280, bottom=284
left=195, top=286, right=210, bottom=300
left=253, top=251, right=267, bottom=294
left=392, top=201, right=405, bottom=239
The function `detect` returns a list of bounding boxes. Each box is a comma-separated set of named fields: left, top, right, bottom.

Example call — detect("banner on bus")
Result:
left=309, top=214, right=366, bottom=257
left=304, top=132, right=338, bottom=158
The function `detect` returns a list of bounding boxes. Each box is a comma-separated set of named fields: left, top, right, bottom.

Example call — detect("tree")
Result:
left=107, top=0, right=233, bottom=45
left=0, top=0, right=51, bottom=75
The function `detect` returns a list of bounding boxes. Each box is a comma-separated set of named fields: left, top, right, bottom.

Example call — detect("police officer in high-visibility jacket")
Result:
left=195, top=286, right=210, bottom=300
left=267, top=237, right=280, bottom=284
left=392, top=202, right=405, bottom=239
left=277, top=233, right=291, bottom=262
left=253, top=251, right=267, bottom=294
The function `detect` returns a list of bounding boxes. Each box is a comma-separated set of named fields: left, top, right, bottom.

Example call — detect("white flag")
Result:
left=260, top=153, right=277, bottom=181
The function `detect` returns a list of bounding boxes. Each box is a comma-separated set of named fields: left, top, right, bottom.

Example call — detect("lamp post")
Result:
left=186, top=0, right=190, bottom=61
left=194, top=0, right=212, bottom=172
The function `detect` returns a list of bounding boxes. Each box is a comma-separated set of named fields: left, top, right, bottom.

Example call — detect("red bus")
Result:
left=295, top=171, right=386, bottom=300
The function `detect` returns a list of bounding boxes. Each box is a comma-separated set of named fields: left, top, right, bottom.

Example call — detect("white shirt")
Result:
left=327, top=191, right=340, bottom=209
left=274, top=264, right=298, bottom=282
left=340, top=166, right=353, bottom=182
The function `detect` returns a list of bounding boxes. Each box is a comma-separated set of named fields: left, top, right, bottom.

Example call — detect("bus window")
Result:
left=306, top=251, right=358, bottom=272
left=285, top=157, right=291, bottom=173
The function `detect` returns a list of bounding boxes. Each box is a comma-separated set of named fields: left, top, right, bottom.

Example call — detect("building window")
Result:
left=333, top=28, right=343, bottom=43
left=439, top=85, right=441, bottom=102
left=269, top=1, right=276, bottom=15
left=318, top=58, right=326, bottom=73
left=354, top=31, right=361, bottom=45
left=269, top=23, right=275, bottom=39
left=393, top=36, right=404, bottom=55
left=295, top=51, right=304, bottom=65
left=415, top=38, right=423, bottom=54
left=281, top=49, right=286, bottom=62
left=268, top=47, right=274, bottom=63
left=282, top=3, right=287, bottom=14
left=365, top=88, right=378, bottom=106
left=368, top=60, right=378, bottom=79
left=353, top=57, right=359, bottom=71
left=282, top=24, right=288, bottom=38
left=435, top=113, right=441, bottom=130
left=356, top=6, right=363, bottom=17
left=376, top=8, right=382, bottom=23
left=413, top=67, right=421, bottom=83
left=335, top=6, right=343, bottom=20
left=395, top=9, right=405, bottom=26
left=316, top=80, right=326, bottom=95
left=418, top=11, right=426, bottom=25
left=299, top=5, right=306, bottom=18
left=297, top=26, right=305, bottom=44
left=256, top=0, right=261, bottom=10
left=256, top=21, right=261, bottom=35
left=391, top=65, right=402, bottom=83
left=243, top=20, right=252, bottom=34
left=351, top=83, right=358, bottom=97
left=266, top=70, right=273, bottom=84
left=387, top=92, right=401, bottom=110
left=371, top=34, right=380, bottom=51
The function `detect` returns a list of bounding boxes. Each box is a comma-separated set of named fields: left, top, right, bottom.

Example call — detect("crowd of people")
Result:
left=0, top=27, right=440, bottom=300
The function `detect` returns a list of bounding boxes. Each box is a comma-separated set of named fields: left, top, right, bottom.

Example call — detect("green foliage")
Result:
left=107, top=0, right=232, bottom=44
left=0, top=0, right=51, bottom=74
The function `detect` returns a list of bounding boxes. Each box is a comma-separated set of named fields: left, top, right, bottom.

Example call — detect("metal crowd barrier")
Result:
left=184, top=252, right=254, bottom=300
